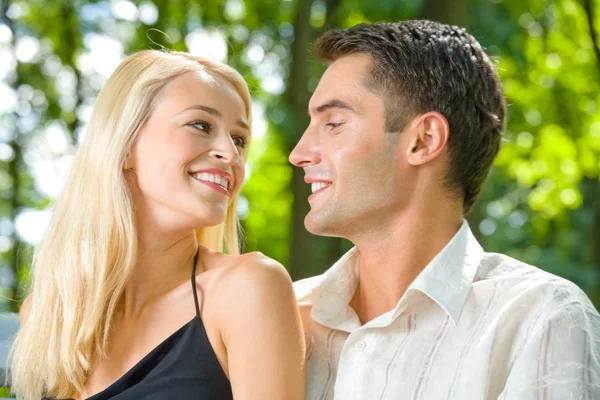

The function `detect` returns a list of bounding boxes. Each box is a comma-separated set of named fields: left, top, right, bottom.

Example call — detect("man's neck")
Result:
left=349, top=208, right=463, bottom=325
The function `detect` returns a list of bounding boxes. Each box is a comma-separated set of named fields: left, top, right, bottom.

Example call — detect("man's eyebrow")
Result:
left=310, top=99, right=355, bottom=115
left=179, top=104, right=249, bottom=131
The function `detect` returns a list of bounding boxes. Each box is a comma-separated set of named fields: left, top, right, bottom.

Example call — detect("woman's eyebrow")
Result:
left=178, top=104, right=249, bottom=130
left=178, top=104, right=221, bottom=117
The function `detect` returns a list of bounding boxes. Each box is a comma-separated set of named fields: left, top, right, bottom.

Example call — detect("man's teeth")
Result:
left=311, top=182, right=330, bottom=193
left=193, top=173, right=229, bottom=190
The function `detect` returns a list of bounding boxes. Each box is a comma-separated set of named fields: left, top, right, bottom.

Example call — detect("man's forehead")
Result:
left=322, top=55, right=371, bottom=84
left=309, top=66, right=369, bottom=112
left=309, top=86, right=365, bottom=114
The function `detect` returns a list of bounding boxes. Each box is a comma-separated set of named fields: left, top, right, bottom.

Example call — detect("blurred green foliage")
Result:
left=0, top=0, right=598, bottom=311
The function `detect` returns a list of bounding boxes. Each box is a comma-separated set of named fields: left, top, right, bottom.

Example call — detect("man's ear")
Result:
left=406, top=112, right=449, bottom=166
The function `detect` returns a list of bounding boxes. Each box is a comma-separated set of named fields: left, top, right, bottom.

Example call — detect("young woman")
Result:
left=10, top=50, right=305, bottom=400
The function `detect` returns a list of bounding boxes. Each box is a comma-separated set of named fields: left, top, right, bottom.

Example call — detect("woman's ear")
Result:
left=406, top=112, right=450, bottom=166
left=123, top=150, right=134, bottom=171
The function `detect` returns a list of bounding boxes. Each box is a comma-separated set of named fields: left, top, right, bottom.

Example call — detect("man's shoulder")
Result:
left=478, top=252, right=598, bottom=319
left=480, top=251, right=570, bottom=286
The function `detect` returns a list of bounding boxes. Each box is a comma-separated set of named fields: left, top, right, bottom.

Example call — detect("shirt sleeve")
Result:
left=499, top=292, right=600, bottom=400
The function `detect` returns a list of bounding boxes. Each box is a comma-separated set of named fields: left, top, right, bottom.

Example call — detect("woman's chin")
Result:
left=191, top=213, right=227, bottom=228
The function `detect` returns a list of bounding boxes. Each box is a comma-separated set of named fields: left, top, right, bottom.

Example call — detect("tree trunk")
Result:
left=584, top=0, right=600, bottom=65
left=60, top=0, right=82, bottom=143
left=592, top=181, right=600, bottom=306
left=286, top=0, right=346, bottom=280
left=287, top=0, right=316, bottom=280
left=583, top=0, right=600, bottom=310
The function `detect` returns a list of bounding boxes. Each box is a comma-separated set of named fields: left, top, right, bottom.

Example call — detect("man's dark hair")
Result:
left=314, top=20, right=506, bottom=214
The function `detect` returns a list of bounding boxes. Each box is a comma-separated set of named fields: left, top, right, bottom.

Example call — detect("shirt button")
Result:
left=356, top=341, right=366, bottom=351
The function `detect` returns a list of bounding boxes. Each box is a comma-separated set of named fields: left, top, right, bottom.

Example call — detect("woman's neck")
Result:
left=123, top=230, right=198, bottom=318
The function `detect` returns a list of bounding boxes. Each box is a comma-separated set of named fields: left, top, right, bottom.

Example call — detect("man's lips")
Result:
left=308, top=182, right=332, bottom=201
left=304, top=176, right=332, bottom=185
left=304, top=176, right=332, bottom=200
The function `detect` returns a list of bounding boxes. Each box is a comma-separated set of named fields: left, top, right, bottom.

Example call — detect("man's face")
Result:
left=289, top=54, right=414, bottom=238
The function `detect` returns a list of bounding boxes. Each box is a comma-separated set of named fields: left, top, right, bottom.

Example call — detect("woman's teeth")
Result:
left=192, top=173, right=229, bottom=190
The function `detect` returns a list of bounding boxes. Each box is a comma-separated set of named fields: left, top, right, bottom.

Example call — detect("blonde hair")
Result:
left=9, top=50, right=252, bottom=399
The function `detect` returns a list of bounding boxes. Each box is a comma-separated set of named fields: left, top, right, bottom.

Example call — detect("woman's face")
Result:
left=127, top=70, right=249, bottom=231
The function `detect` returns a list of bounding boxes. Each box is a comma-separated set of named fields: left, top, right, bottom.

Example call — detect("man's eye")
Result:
left=326, top=122, right=342, bottom=129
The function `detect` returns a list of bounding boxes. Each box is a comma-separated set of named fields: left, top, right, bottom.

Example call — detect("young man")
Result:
left=290, top=20, right=600, bottom=399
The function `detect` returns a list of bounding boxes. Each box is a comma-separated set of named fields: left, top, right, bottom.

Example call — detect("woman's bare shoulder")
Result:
left=202, top=249, right=288, bottom=281
left=209, top=253, right=306, bottom=399
left=227, top=251, right=289, bottom=280
left=208, top=251, right=294, bottom=308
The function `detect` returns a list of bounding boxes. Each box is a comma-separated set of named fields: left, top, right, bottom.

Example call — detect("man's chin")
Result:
left=304, top=212, right=339, bottom=237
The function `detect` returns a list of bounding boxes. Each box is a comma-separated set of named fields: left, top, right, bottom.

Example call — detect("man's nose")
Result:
left=289, top=127, right=320, bottom=167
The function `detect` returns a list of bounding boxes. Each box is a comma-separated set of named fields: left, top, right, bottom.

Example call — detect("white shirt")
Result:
left=294, top=221, right=600, bottom=400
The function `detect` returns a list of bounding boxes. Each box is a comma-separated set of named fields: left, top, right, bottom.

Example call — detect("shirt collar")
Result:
left=295, top=247, right=362, bottom=332
left=296, top=220, right=484, bottom=331
left=395, top=220, right=484, bottom=325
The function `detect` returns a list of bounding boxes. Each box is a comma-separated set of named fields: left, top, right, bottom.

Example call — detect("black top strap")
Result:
left=191, top=249, right=201, bottom=316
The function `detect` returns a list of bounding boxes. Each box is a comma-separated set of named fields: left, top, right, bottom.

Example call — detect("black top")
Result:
left=45, top=250, right=233, bottom=400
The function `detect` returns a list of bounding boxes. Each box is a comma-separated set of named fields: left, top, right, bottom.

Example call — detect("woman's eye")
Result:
left=326, top=122, right=342, bottom=129
left=189, top=121, right=211, bottom=132
left=232, top=135, right=249, bottom=149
